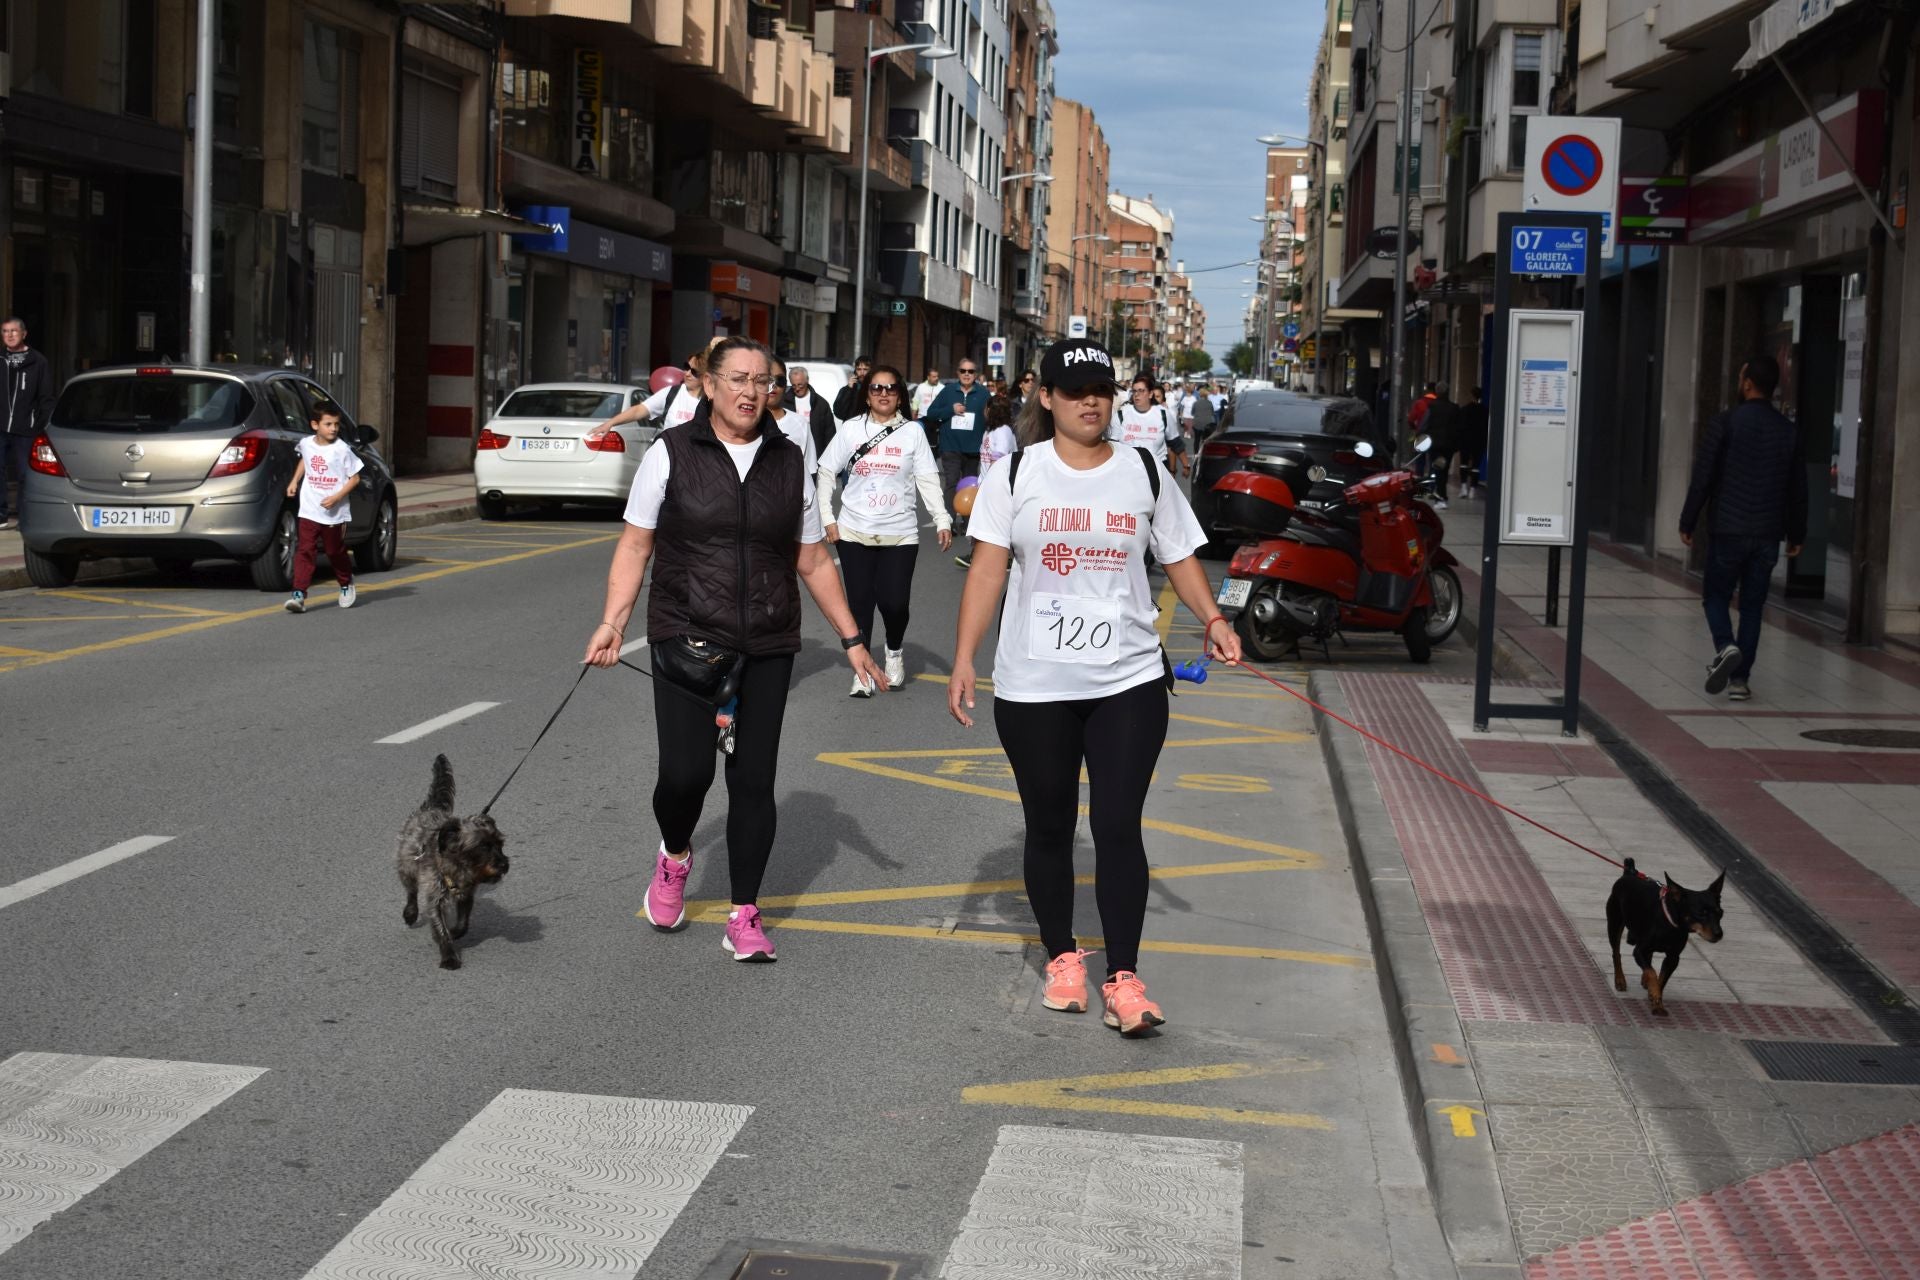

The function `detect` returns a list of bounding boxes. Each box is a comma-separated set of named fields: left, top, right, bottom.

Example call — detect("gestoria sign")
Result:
left=572, top=50, right=603, bottom=176
left=1689, top=91, right=1883, bottom=242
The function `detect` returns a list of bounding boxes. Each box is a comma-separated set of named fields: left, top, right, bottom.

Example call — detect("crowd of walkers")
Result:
left=582, top=336, right=1237, bottom=1036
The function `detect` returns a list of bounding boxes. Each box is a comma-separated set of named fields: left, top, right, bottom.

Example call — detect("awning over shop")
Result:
left=401, top=205, right=557, bottom=248
left=1734, top=0, right=1858, bottom=73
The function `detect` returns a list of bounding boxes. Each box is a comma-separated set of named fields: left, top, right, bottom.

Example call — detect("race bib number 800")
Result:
left=1028, top=594, right=1122, bottom=664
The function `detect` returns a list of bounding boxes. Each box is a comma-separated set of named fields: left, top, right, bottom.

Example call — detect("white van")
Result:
left=785, top=359, right=854, bottom=416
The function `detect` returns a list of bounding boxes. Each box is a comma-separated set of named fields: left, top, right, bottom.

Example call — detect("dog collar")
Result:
left=1659, top=884, right=1678, bottom=929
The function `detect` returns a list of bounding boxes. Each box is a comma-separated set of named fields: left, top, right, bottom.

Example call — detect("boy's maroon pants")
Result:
left=293, top=517, right=352, bottom=591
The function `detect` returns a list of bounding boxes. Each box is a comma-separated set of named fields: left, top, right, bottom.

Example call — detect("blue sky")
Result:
left=1048, top=0, right=1323, bottom=357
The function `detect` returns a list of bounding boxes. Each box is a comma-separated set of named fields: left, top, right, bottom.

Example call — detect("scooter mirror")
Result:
left=1413, top=433, right=1433, bottom=454
left=1352, top=440, right=1375, bottom=459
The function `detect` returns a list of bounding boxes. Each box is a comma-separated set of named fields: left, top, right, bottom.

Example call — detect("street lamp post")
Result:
left=853, top=30, right=955, bottom=362
left=1067, top=232, right=1108, bottom=340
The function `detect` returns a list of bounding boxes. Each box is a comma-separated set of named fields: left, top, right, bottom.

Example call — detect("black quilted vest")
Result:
left=647, top=406, right=804, bottom=656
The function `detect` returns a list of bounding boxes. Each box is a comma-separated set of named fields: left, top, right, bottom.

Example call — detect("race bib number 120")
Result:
left=1028, top=594, right=1122, bottom=664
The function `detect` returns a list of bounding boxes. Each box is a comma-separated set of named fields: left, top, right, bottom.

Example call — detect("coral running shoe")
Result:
left=644, top=845, right=691, bottom=930
left=723, top=904, right=777, bottom=962
left=1041, top=949, right=1091, bottom=1012
left=1101, top=971, right=1166, bottom=1036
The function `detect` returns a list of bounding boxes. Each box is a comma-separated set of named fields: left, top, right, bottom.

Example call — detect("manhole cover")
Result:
left=1799, top=728, right=1920, bottom=749
left=737, top=1253, right=901, bottom=1279
left=1745, top=1040, right=1920, bottom=1085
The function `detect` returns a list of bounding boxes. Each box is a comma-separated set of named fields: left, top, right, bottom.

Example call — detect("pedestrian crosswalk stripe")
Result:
left=301, top=1090, right=752, bottom=1279
left=939, top=1124, right=1244, bottom=1279
left=0, top=1052, right=266, bottom=1256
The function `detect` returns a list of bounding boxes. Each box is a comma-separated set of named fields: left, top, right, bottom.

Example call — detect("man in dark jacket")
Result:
left=1680, top=354, right=1808, bottom=701
left=925, top=355, right=991, bottom=524
left=783, top=364, right=835, bottom=457
left=1420, top=383, right=1460, bottom=508
left=2, top=317, right=56, bottom=530
left=1457, top=386, right=1490, bottom=498
left=831, top=356, right=872, bottom=423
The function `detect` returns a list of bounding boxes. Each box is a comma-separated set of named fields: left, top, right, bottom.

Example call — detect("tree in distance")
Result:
left=1223, top=341, right=1257, bottom=377
left=1171, top=348, right=1213, bottom=376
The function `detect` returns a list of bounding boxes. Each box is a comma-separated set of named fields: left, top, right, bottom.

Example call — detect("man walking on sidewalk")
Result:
left=2, top=317, right=55, bottom=531
left=1679, top=355, right=1807, bottom=701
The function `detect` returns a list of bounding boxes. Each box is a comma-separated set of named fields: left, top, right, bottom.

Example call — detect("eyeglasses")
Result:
left=868, top=383, right=902, bottom=393
left=959, top=367, right=978, bottom=375
left=713, top=373, right=779, bottom=393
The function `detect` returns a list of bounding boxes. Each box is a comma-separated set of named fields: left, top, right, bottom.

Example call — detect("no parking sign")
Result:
left=1522, top=117, right=1622, bottom=255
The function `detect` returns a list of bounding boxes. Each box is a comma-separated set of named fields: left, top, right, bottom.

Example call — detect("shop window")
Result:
left=710, top=151, right=774, bottom=235
left=501, top=48, right=560, bottom=167
left=401, top=64, right=462, bottom=202
left=304, top=20, right=361, bottom=178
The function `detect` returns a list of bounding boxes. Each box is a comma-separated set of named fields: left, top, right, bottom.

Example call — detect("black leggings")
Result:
left=838, top=540, right=918, bottom=651
left=652, top=650, right=794, bottom=905
left=994, top=678, right=1169, bottom=977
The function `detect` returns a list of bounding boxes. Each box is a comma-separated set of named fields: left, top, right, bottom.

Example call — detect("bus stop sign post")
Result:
left=1473, top=211, right=1604, bottom=737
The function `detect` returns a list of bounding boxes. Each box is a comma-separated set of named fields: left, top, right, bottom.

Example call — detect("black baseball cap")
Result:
left=1040, top=338, right=1119, bottom=392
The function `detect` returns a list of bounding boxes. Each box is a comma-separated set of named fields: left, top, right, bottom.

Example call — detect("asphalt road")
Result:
left=0, top=505, right=1475, bottom=1279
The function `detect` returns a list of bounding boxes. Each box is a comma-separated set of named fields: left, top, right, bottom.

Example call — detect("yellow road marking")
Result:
left=0, top=613, right=203, bottom=622
left=964, top=1062, right=1335, bottom=1131
left=0, top=645, right=47, bottom=657
left=44, top=590, right=229, bottom=617
left=686, top=857, right=1298, bottom=913
left=1155, top=577, right=1178, bottom=645
left=0, top=531, right=618, bottom=675
left=1432, top=1044, right=1465, bottom=1066
left=917, top=666, right=1294, bottom=700
left=1435, top=1103, right=1484, bottom=1137
left=816, top=749, right=1320, bottom=864
left=680, top=911, right=1368, bottom=967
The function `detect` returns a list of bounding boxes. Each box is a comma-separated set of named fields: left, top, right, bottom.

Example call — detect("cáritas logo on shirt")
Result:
left=1039, top=540, right=1128, bottom=575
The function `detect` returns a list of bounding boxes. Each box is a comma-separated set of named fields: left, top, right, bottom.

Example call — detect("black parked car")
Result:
left=1191, top=390, right=1386, bottom=555
left=20, top=365, right=399, bottom=590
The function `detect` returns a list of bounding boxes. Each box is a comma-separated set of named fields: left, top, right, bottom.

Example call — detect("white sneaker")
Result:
left=1434, top=499, right=1449, bottom=510
left=338, top=583, right=357, bottom=609
left=849, top=672, right=875, bottom=698
left=884, top=648, right=906, bottom=689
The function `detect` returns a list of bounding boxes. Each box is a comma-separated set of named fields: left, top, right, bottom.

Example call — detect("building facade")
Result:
left=1103, top=191, right=1171, bottom=375
left=998, top=0, right=1055, bottom=377
left=1303, top=0, right=1355, bottom=393
left=1042, top=96, right=1109, bottom=342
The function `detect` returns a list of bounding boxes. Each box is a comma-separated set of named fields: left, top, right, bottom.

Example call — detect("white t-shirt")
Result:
left=644, top=383, right=702, bottom=430
left=295, top=437, right=363, bottom=526
left=622, top=429, right=824, bottom=543
left=816, top=415, right=946, bottom=541
left=1175, top=391, right=1195, bottom=422
left=1108, top=404, right=1179, bottom=465
left=911, top=380, right=944, bottom=418
left=968, top=440, right=1208, bottom=703
left=981, top=425, right=1018, bottom=471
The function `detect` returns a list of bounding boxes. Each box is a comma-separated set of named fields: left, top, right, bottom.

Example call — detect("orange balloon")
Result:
left=953, top=486, right=978, bottom=518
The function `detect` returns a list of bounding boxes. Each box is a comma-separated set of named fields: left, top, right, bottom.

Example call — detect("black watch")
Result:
left=840, top=634, right=866, bottom=650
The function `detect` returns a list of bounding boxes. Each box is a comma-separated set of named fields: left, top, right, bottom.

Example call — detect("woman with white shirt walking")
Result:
left=817, top=363, right=952, bottom=696
left=1108, top=374, right=1182, bottom=471
left=948, top=339, right=1240, bottom=1035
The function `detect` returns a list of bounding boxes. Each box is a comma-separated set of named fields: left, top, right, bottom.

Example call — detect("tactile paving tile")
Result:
left=1339, top=674, right=1877, bottom=1044
left=1523, top=1125, right=1920, bottom=1279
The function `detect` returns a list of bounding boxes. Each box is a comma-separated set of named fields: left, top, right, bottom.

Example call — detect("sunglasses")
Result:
left=868, top=383, right=902, bottom=393
left=959, top=368, right=978, bottom=375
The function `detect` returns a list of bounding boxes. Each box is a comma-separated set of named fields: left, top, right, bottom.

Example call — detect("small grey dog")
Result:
left=397, top=754, right=509, bottom=970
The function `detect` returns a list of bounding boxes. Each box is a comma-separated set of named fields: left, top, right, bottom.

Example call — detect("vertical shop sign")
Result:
left=573, top=51, right=603, bottom=176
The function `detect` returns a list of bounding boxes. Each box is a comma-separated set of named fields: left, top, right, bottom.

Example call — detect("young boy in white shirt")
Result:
left=284, top=407, right=364, bottom=613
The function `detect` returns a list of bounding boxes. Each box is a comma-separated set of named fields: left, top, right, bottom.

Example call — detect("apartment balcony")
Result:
left=1575, top=0, right=1819, bottom=128
left=1014, top=289, right=1046, bottom=320
left=969, top=276, right=1000, bottom=323
left=925, top=257, right=964, bottom=311
left=1464, top=175, right=1522, bottom=264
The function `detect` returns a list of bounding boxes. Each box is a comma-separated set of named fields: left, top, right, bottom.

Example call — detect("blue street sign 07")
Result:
left=1509, top=225, right=1589, bottom=277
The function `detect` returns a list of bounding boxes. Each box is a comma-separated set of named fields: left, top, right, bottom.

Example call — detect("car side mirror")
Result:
left=1413, top=433, right=1432, bottom=454
left=360, top=426, right=380, bottom=444
left=1353, top=440, right=1375, bottom=459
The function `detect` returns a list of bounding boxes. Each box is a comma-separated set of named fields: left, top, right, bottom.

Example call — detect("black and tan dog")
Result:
left=397, top=754, right=509, bottom=970
left=1607, top=857, right=1725, bottom=1015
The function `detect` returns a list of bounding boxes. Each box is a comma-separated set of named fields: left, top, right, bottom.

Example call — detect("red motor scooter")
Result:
left=1209, top=439, right=1462, bottom=663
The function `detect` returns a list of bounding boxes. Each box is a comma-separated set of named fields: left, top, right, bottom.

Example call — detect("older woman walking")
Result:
left=585, top=336, right=885, bottom=963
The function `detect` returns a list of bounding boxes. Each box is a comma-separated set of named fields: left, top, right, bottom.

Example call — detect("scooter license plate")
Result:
left=1217, top=578, right=1253, bottom=610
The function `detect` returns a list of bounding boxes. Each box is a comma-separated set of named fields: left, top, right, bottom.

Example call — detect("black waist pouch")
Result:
left=652, top=637, right=746, bottom=707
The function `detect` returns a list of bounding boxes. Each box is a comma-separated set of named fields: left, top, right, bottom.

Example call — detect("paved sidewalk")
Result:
left=1316, top=495, right=1920, bottom=1278
left=0, top=470, right=478, bottom=591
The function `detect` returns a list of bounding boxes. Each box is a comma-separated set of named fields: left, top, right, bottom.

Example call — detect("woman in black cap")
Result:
left=946, top=338, right=1241, bottom=1036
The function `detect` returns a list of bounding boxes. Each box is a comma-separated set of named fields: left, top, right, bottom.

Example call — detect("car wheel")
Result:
left=153, top=557, right=195, bottom=580
left=24, top=547, right=80, bottom=589
left=1402, top=606, right=1434, bottom=664
left=250, top=507, right=297, bottom=592
left=477, top=493, right=509, bottom=521
left=1424, top=566, right=1462, bottom=644
left=364, top=493, right=398, bottom=572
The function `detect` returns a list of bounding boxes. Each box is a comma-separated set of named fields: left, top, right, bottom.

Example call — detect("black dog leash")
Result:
left=481, top=665, right=590, bottom=816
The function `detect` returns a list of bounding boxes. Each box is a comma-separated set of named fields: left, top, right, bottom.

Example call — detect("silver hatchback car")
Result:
left=18, top=365, right=399, bottom=590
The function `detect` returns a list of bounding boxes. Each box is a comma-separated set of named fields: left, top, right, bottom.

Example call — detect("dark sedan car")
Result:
left=19, top=365, right=399, bottom=590
left=1191, top=390, right=1386, bottom=554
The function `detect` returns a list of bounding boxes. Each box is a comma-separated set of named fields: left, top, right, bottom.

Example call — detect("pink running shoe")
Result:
left=1041, top=949, right=1091, bottom=1012
left=1101, top=971, right=1166, bottom=1036
left=644, top=845, right=691, bottom=930
left=723, top=904, right=777, bottom=962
